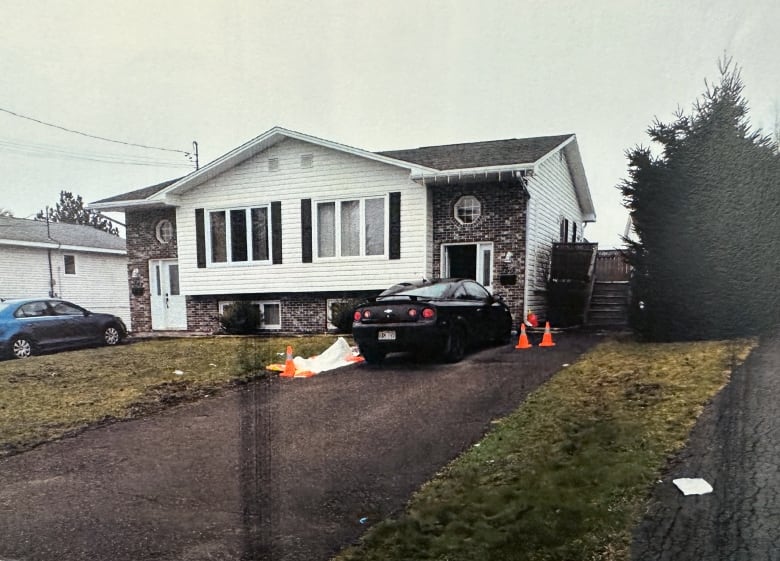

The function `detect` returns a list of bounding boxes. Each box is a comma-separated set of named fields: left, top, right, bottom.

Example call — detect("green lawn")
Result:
left=0, top=335, right=339, bottom=456
left=335, top=337, right=755, bottom=561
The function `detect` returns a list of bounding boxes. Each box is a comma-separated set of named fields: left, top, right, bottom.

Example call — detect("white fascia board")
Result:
left=88, top=199, right=170, bottom=212
left=0, top=239, right=126, bottom=255
left=410, top=163, right=535, bottom=182
left=154, top=126, right=437, bottom=199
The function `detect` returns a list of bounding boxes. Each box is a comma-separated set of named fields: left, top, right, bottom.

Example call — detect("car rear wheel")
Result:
left=360, top=346, right=386, bottom=365
left=104, top=326, right=121, bottom=346
left=11, top=336, right=33, bottom=359
left=442, top=327, right=466, bottom=363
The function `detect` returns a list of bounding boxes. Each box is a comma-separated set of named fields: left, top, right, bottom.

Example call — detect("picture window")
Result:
left=207, top=206, right=270, bottom=264
left=315, top=196, right=386, bottom=258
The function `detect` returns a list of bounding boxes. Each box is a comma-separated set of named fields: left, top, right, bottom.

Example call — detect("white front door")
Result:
left=149, top=259, right=187, bottom=330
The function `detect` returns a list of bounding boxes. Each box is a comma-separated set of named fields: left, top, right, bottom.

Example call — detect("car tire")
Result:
left=11, top=336, right=33, bottom=359
left=442, top=327, right=466, bottom=363
left=104, top=325, right=121, bottom=346
left=360, top=347, right=386, bottom=365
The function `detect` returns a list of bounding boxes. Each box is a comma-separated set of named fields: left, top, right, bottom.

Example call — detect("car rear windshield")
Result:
left=0, top=302, right=9, bottom=313
left=378, top=283, right=450, bottom=299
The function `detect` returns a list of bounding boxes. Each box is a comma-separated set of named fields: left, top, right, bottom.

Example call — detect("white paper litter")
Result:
left=292, top=337, right=357, bottom=374
left=672, top=478, right=713, bottom=495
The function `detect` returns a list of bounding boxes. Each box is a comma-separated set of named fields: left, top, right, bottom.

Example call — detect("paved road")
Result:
left=632, top=330, right=780, bottom=560
left=0, top=334, right=598, bottom=561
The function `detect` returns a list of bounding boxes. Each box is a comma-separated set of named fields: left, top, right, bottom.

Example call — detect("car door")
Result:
left=50, top=301, right=99, bottom=345
left=461, top=281, right=502, bottom=343
left=14, top=301, right=64, bottom=350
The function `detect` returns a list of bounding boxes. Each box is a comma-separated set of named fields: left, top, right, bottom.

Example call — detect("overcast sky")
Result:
left=2, top=0, right=778, bottom=248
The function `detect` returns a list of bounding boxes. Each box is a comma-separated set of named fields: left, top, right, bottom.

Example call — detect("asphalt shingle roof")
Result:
left=91, top=133, right=575, bottom=207
left=377, top=134, right=573, bottom=170
left=91, top=177, right=183, bottom=205
left=0, top=216, right=126, bottom=251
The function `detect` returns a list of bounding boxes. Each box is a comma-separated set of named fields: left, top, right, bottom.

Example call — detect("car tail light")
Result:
left=407, top=308, right=418, bottom=318
left=362, top=309, right=373, bottom=319
left=353, top=310, right=362, bottom=322
left=421, top=307, right=435, bottom=319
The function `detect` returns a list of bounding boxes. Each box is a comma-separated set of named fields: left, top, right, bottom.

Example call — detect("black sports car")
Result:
left=352, top=278, right=513, bottom=364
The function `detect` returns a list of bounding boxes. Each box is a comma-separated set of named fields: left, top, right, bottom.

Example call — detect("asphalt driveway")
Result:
left=632, top=329, right=780, bottom=560
left=0, top=334, right=598, bottom=561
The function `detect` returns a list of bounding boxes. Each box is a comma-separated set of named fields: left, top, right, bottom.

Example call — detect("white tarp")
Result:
left=291, top=337, right=360, bottom=374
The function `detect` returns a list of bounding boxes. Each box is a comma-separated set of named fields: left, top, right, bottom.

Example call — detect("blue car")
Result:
left=0, top=298, right=127, bottom=359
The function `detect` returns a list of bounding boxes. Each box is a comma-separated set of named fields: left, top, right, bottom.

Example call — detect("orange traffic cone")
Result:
left=539, top=322, right=556, bottom=347
left=281, top=345, right=296, bottom=377
left=515, top=324, right=533, bottom=349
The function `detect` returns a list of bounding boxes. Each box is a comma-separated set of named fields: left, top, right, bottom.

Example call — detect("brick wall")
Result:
left=431, top=181, right=528, bottom=321
left=126, top=208, right=178, bottom=333
left=187, top=291, right=378, bottom=334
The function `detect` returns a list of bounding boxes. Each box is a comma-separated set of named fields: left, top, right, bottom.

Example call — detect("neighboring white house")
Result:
left=0, top=216, right=130, bottom=325
left=90, top=126, right=595, bottom=334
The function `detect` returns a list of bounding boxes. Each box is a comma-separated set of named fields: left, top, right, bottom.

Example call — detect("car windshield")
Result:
left=378, top=283, right=451, bottom=299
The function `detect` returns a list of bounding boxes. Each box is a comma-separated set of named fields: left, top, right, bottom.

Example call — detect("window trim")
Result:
left=313, top=195, right=389, bottom=260
left=155, top=219, right=175, bottom=244
left=454, top=195, right=482, bottom=225
left=218, top=300, right=282, bottom=330
left=205, top=205, right=273, bottom=266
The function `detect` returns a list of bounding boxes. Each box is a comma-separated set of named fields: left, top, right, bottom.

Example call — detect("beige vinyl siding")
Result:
left=524, top=149, right=586, bottom=318
left=0, top=245, right=130, bottom=325
left=175, top=138, right=428, bottom=295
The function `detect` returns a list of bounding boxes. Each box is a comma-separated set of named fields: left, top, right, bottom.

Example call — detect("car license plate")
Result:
left=378, top=330, right=396, bottom=341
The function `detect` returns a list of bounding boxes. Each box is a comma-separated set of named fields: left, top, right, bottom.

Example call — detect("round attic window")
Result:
left=454, top=195, right=482, bottom=225
left=155, top=219, right=175, bottom=244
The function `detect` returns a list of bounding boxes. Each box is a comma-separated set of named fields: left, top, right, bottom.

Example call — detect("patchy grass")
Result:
left=335, top=337, right=756, bottom=561
left=0, top=335, right=339, bottom=457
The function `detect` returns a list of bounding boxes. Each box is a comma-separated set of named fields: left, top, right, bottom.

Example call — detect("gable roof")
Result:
left=0, top=216, right=126, bottom=254
left=88, top=127, right=594, bottom=221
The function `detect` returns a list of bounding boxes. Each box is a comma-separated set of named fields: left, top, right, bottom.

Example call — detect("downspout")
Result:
left=44, top=209, right=61, bottom=297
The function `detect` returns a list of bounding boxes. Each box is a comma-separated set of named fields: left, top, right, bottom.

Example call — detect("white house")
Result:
left=0, top=216, right=130, bottom=325
left=90, top=127, right=595, bottom=334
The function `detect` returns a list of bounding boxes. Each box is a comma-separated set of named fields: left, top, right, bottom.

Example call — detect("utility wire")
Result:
left=0, top=106, right=190, bottom=155
left=0, top=137, right=192, bottom=168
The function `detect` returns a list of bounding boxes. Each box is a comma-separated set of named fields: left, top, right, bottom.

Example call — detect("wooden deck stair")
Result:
left=586, top=281, right=630, bottom=328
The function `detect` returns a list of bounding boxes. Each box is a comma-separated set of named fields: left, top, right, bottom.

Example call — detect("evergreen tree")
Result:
left=36, top=191, right=119, bottom=236
left=621, top=58, right=780, bottom=340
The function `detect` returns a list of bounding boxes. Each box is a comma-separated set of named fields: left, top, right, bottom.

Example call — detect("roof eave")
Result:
left=410, top=163, right=535, bottom=184
left=87, top=199, right=173, bottom=212
left=0, top=238, right=126, bottom=254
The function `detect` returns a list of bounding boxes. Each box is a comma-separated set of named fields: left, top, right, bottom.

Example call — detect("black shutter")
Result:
left=195, top=208, right=206, bottom=268
left=389, top=192, right=401, bottom=260
left=301, top=198, right=312, bottom=263
left=271, top=201, right=282, bottom=264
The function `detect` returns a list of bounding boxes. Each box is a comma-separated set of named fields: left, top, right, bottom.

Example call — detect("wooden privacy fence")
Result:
left=594, top=249, right=631, bottom=281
